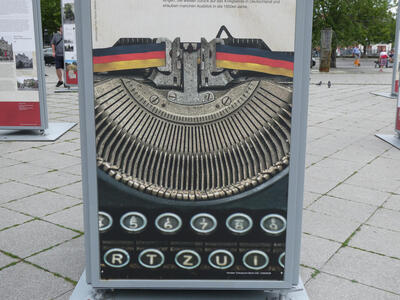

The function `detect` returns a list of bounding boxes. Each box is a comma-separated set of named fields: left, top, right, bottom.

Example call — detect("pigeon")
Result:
left=327, top=81, right=331, bottom=88
left=316, top=81, right=322, bottom=86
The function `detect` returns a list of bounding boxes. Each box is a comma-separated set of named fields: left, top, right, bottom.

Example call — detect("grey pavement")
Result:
left=0, top=58, right=399, bottom=299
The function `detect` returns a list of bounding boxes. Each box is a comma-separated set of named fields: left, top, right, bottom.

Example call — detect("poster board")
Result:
left=0, top=0, right=47, bottom=129
left=76, top=0, right=313, bottom=290
left=61, top=0, right=78, bottom=86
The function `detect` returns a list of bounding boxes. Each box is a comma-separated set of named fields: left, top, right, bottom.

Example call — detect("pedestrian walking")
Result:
left=379, top=50, right=389, bottom=72
left=352, top=45, right=361, bottom=67
left=51, top=26, right=64, bottom=87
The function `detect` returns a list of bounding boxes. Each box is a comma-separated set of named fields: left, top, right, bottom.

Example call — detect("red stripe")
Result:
left=93, top=51, right=165, bottom=64
left=0, top=102, right=41, bottom=127
left=216, top=52, right=293, bottom=70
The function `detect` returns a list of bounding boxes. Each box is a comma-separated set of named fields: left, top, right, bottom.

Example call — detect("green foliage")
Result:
left=40, top=0, right=61, bottom=36
left=313, top=0, right=397, bottom=48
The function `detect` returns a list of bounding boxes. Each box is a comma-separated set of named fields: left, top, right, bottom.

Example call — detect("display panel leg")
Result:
left=370, top=91, right=397, bottom=99
left=0, top=122, right=76, bottom=141
left=376, top=133, right=400, bottom=150
left=70, top=271, right=309, bottom=300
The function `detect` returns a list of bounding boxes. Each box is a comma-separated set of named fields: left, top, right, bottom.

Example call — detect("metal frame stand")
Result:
left=0, top=122, right=76, bottom=141
left=370, top=91, right=397, bottom=99
left=70, top=271, right=308, bottom=300
left=376, top=133, right=400, bottom=150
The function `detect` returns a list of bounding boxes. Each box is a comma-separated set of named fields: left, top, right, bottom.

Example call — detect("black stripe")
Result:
left=93, top=44, right=165, bottom=57
left=216, top=45, right=294, bottom=62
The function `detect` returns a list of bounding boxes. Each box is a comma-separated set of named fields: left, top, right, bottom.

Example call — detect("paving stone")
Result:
left=17, top=170, right=81, bottom=190
left=0, top=220, right=77, bottom=258
left=60, top=163, right=82, bottom=177
left=303, top=191, right=321, bottom=208
left=0, top=262, right=73, bottom=300
left=306, top=273, right=399, bottom=300
left=0, top=162, right=50, bottom=180
left=2, top=148, right=54, bottom=163
left=330, top=145, right=382, bottom=164
left=54, top=181, right=83, bottom=200
left=308, top=195, right=376, bottom=223
left=301, top=234, right=341, bottom=269
left=359, top=157, right=400, bottom=179
left=367, top=208, right=400, bottom=232
left=345, top=172, right=400, bottom=193
left=0, top=207, right=32, bottom=230
left=0, top=141, right=46, bottom=154
left=54, top=289, right=74, bottom=300
left=304, top=175, right=340, bottom=195
left=302, top=210, right=360, bottom=242
left=304, top=153, right=324, bottom=167
left=305, top=165, right=352, bottom=182
left=313, top=157, right=366, bottom=173
left=383, top=194, right=400, bottom=211
left=300, top=266, right=314, bottom=284
left=4, top=191, right=80, bottom=218
left=27, top=236, right=85, bottom=282
left=29, top=152, right=81, bottom=170
left=381, top=148, right=400, bottom=161
left=328, top=183, right=390, bottom=206
left=0, top=252, right=17, bottom=269
left=0, top=181, right=44, bottom=204
left=41, top=141, right=80, bottom=154
left=349, top=224, right=400, bottom=259
left=0, top=157, right=21, bottom=168
left=44, top=204, right=84, bottom=232
left=67, top=149, right=82, bottom=158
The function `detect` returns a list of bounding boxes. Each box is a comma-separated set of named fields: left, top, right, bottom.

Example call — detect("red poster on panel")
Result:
left=66, top=69, right=78, bottom=85
left=0, top=102, right=41, bottom=127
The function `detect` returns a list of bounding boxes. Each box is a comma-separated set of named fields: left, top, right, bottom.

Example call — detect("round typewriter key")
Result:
left=98, top=212, right=113, bottom=232
left=208, top=249, right=234, bottom=270
left=279, top=252, right=285, bottom=268
left=175, top=250, right=201, bottom=270
left=243, top=250, right=269, bottom=270
left=190, top=213, right=217, bottom=234
left=155, top=213, right=182, bottom=234
left=226, top=213, right=253, bottom=235
left=260, top=214, right=287, bottom=235
left=103, top=248, right=130, bottom=268
left=120, top=212, right=147, bottom=233
left=138, top=249, right=164, bottom=269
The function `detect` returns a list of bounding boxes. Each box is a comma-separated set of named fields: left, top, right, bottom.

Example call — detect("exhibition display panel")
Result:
left=0, top=0, right=47, bottom=130
left=75, top=0, right=313, bottom=296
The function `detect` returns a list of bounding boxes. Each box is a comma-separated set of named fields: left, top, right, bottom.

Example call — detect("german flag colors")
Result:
left=92, top=43, right=294, bottom=77
left=93, top=44, right=166, bottom=73
left=216, top=45, right=294, bottom=78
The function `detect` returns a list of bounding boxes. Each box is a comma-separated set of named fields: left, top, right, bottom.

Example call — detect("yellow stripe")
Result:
left=216, top=60, right=293, bottom=78
left=93, top=58, right=165, bottom=72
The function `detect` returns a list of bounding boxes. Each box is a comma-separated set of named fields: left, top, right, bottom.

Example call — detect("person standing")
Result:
left=379, top=50, right=389, bottom=72
left=51, top=26, right=64, bottom=87
left=352, top=45, right=361, bottom=67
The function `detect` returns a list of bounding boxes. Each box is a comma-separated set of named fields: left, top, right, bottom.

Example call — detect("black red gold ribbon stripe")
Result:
left=216, top=45, right=294, bottom=78
left=93, top=44, right=166, bottom=72
left=92, top=43, right=294, bottom=77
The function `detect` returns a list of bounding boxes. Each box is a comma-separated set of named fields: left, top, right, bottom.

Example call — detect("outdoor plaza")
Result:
left=0, top=58, right=399, bottom=299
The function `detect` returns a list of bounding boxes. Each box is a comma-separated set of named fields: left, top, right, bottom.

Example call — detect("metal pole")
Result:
left=391, top=2, right=400, bottom=96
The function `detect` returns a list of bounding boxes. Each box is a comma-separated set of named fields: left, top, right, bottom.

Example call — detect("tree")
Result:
left=351, top=0, right=396, bottom=55
left=40, top=0, right=61, bottom=43
left=313, top=0, right=396, bottom=67
left=313, top=0, right=355, bottom=67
